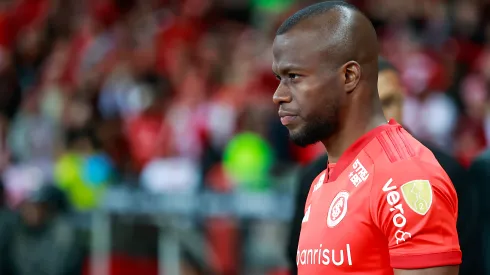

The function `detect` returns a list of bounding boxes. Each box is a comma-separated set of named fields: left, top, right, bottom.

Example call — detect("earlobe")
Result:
left=344, top=61, right=361, bottom=93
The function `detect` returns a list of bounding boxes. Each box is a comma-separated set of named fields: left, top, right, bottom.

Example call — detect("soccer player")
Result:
left=287, top=57, right=481, bottom=275
left=272, top=2, right=461, bottom=274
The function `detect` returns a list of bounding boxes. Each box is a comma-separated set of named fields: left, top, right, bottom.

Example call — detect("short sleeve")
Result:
left=370, top=159, right=462, bottom=269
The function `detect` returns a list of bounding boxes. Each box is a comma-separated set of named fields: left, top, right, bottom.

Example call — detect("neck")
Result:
left=322, top=106, right=386, bottom=164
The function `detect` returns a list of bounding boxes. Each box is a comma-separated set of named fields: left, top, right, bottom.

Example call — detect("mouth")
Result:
left=280, top=115, right=298, bottom=125
left=278, top=110, right=298, bottom=125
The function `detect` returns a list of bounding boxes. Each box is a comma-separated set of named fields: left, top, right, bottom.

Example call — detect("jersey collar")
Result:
left=327, top=119, right=400, bottom=182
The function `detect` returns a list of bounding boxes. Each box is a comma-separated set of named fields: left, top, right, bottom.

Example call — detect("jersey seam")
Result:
left=376, top=135, right=396, bottom=162
left=397, top=127, right=415, bottom=157
left=368, top=154, right=381, bottom=234
left=390, top=249, right=461, bottom=257
left=386, top=129, right=404, bottom=160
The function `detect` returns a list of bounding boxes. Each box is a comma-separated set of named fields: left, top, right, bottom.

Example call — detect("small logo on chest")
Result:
left=326, top=191, right=349, bottom=228
left=348, top=159, right=369, bottom=187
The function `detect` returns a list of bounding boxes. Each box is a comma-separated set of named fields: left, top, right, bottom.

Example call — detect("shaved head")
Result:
left=272, top=1, right=381, bottom=147
left=276, top=1, right=359, bottom=35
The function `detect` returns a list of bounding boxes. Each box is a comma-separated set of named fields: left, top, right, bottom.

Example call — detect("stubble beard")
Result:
left=289, top=116, right=338, bottom=148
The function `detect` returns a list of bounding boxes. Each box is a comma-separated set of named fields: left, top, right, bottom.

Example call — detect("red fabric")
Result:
left=0, top=11, right=12, bottom=48
left=61, top=29, right=93, bottom=87
left=207, top=218, right=239, bottom=275
left=205, top=164, right=233, bottom=192
left=0, top=0, right=49, bottom=49
left=126, top=113, right=173, bottom=172
left=373, top=160, right=461, bottom=269
left=298, top=120, right=461, bottom=274
left=454, top=38, right=484, bottom=68
left=82, top=255, right=158, bottom=275
left=90, top=1, right=120, bottom=28
left=155, top=18, right=205, bottom=74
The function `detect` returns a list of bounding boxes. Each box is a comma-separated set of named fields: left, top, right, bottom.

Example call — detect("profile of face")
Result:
left=378, top=69, right=404, bottom=122
left=272, top=31, right=353, bottom=147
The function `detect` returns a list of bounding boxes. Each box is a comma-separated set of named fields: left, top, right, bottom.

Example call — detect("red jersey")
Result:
left=297, top=119, right=461, bottom=274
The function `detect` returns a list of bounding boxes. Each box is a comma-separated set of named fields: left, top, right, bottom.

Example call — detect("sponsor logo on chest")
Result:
left=348, top=159, right=369, bottom=187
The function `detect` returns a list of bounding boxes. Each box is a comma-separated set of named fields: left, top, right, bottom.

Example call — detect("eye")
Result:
left=288, top=73, right=299, bottom=80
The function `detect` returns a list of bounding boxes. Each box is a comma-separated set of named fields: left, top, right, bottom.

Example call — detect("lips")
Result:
left=278, top=111, right=298, bottom=126
left=280, top=115, right=297, bottom=125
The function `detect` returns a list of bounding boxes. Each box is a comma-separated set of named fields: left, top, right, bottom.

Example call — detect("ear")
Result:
left=343, top=61, right=361, bottom=93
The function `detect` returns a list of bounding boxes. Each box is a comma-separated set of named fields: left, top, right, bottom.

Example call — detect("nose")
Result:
left=272, top=83, right=292, bottom=105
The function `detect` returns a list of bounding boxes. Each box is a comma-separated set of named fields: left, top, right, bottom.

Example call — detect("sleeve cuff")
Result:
left=390, top=251, right=462, bottom=269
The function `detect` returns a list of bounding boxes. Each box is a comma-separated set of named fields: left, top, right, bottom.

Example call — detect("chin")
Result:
left=288, top=120, right=337, bottom=148
left=289, top=129, right=320, bottom=148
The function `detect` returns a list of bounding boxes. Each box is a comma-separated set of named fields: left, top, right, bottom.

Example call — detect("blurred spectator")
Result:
left=468, top=149, right=489, bottom=274
left=0, top=181, right=15, bottom=275
left=54, top=128, right=112, bottom=211
left=5, top=184, right=83, bottom=275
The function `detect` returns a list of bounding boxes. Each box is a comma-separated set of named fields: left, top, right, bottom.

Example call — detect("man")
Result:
left=272, top=2, right=461, bottom=274
left=5, top=185, right=83, bottom=275
left=287, top=58, right=480, bottom=274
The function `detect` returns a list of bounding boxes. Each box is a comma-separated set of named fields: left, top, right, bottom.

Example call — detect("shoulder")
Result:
left=365, top=125, right=437, bottom=169
left=376, top=157, right=450, bottom=180
left=370, top=157, right=458, bottom=215
left=372, top=157, right=454, bottom=195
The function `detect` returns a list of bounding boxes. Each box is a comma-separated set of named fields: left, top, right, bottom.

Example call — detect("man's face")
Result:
left=20, top=202, right=49, bottom=227
left=378, top=70, right=404, bottom=122
left=272, top=31, right=343, bottom=147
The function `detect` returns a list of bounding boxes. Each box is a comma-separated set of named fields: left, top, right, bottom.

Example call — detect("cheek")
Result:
left=297, top=79, right=337, bottom=117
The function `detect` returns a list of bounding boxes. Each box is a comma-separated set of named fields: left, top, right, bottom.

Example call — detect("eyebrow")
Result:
left=272, top=63, right=305, bottom=75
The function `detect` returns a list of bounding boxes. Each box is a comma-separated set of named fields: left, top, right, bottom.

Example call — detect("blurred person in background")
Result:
left=468, top=149, right=490, bottom=274
left=286, top=55, right=481, bottom=275
left=4, top=184, right=83, bottom=275
left=0, top=181, right=15, bottom=275
left=54, top=127, right=114, bottom=211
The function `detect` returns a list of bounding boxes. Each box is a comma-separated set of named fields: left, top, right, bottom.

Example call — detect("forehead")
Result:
left=272, top=31, right=325, bottom=72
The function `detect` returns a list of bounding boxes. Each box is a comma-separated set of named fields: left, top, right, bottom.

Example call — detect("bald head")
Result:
left=276, top=1, right=379, bottom=86
left=271, top=1, right=383, bottom=147
left=276, top=1, right=359, bottom=36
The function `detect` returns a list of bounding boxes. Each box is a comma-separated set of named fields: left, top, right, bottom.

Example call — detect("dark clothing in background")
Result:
left=286, top=153, right=328, bottom=274
left=287, top=143, right=481, bottom=275
left=0, top=209, right=15, bottom=275
left=468, top=149, right=490, bottom=275
left=6, top=216, right=83, bottom=275
left=428, top=142, right=482, bottom=275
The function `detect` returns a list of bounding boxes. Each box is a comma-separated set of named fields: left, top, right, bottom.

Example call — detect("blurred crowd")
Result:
left=0, top=0, right=489, bottom=274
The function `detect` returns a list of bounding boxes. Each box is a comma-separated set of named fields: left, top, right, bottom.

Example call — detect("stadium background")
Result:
left=0, top=0, right=488, bottom=274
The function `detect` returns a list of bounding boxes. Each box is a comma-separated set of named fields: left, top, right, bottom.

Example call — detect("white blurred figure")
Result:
left=140, top=157, right=200, bottom=194
left=402, top=53, right=457, bottom=150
